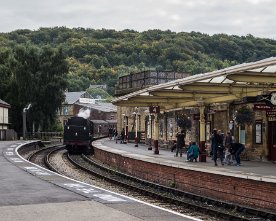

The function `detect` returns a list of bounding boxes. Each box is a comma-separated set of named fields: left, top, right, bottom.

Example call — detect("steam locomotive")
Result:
left=64, top=114, right=117, bottom=154
left=63, top=116, right=94, bottom=154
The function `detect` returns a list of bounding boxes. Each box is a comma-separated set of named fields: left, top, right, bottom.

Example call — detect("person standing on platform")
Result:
left=108, top=127, right=113, bottom=140
left=224, top=131, right=233, bottom=164
left=218, top=129, right=225, bottom=165
left=113, top=129, right=118, bottom=143
left=218, top=130, right=224, bottom=145
left=211, top=129, right=223, bottom=166
left=175, top=129, right=185, bottom=157
left=120, top=128, right=125, bottom=144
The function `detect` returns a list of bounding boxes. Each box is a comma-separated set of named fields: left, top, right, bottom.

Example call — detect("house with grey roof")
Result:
left=58, top=91, right=92, bottom=125
left=58, top=91, right=117, bottom=126
left=75, top=101, right=117, bottom=121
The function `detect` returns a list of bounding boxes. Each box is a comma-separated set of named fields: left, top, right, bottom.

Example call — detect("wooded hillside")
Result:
left=1, top=27, right=276, bottom=96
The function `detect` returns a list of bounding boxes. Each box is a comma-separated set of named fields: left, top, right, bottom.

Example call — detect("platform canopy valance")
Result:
left=113, top=57, right=276, bottom=111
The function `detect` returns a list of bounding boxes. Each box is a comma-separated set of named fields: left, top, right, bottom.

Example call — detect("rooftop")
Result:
left=64, top=91, right=92, bottom=104
left=113, top=57, right=276, bottom=110
left=0, top=99, right=10, bottom=108
left=76, top=101, right=117, bottom=113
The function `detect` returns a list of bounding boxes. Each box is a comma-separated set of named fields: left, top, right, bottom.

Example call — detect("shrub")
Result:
left=177, top=114, right=192, bottom=131
left=235, top=106, right=255, bottom=126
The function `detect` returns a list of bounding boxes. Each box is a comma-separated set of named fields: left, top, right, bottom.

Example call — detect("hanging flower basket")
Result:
left=177, top=114, right=192, bottom=132
left=235, top=106, right=255, bottom=126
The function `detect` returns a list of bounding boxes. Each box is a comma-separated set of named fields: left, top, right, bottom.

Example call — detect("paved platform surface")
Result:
left=97, top=139, right=276, bottom=183
left=0, top=141, right=199, bottom=221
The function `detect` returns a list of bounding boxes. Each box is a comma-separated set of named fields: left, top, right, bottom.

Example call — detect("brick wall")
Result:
left=94, top=147, right=276, bottom=212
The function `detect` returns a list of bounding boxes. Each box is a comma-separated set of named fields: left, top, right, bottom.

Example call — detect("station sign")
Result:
left=267, top=116, right=276, bottom=121
left=149, top=106, right=160, bottom=114
left=266, top=110, right=276, bottom=121
left=254, top=104, right=273, bottom=110
left=266, top=110, right=276, bottom=116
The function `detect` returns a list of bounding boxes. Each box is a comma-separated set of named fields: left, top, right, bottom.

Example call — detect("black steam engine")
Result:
left=63, top=116, right=94, bottom=154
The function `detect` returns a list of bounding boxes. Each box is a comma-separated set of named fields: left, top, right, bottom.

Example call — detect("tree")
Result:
left=86, top=87, right=113, bottom=101
left=5, top=45, right=68, bottom=133
left=2, top=27, right=276, bottom=100
left=0, top=48, right=12, bottom=97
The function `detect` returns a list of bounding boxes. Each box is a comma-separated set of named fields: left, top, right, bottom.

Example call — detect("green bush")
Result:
left=177, top=114, right=192, bottom=131
left=235, top=106, right=255, bottom=126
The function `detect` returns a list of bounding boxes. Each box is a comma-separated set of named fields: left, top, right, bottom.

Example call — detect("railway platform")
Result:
left=93, top=138, right=276, bottom=213
left=98, top=138, right=276, bottom=180
left=0, top=140, right=200, bottom=221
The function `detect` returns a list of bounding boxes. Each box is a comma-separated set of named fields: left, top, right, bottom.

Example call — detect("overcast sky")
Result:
left=1, top=0, right=275, bottom=39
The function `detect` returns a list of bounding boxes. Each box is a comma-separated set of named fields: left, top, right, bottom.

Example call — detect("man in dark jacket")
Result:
left=175, top=129, right=185, bottom=157
left=120, top=128, right=125, bottom=144
left=211, top=129, right=224, bottom=166
left=230, top=143, right=245, bottom=166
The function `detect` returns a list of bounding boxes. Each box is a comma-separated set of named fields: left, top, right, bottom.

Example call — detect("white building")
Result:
left=0, top=99, right=10, bottom=129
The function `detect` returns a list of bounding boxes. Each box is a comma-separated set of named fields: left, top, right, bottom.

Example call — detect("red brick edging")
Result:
left=94, top=148, right=276, bottom=213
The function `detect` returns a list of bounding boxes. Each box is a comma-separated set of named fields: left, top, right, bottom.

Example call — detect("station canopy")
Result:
left=113, top=57, right=276, bottom=111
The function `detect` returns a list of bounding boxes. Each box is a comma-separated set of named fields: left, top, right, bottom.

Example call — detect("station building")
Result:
left=113, top=57, right=276, bottom=161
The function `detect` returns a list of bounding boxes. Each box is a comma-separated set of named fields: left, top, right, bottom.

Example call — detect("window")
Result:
left=63, top=106, right=68, bottom=115
left=255, top=121, right=262, bottom=144
left=239, top=125, right=245, bottom=144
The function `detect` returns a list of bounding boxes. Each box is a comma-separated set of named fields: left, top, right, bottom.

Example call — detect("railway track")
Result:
left=27, top=144, right=65, bottom=172
left=25, top=145, right=275, bottom=221
left=67, top=153, right=276, bottom=221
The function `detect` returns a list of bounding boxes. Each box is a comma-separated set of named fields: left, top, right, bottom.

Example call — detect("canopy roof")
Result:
left=113, top=57, right=276, bottom=111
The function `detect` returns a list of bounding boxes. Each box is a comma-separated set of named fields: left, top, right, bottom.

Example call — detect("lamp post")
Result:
left=148, top=114, right=152, bottom=150
left=133, top=109, right=140, bottom=147
left=199, top=105, right=206, bottom=162
left=153, top=113, right=159, bottom=154
left=144, top=109, right=152, bottom=150
left=122, top=113, right=126, bottom=143
left=23, top=103, right=32, bottom=140
left=148, top=106, right=160, bottom=154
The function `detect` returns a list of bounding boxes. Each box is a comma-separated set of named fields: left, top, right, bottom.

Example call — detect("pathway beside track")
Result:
left=0, top=140, right=201, bottom=221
